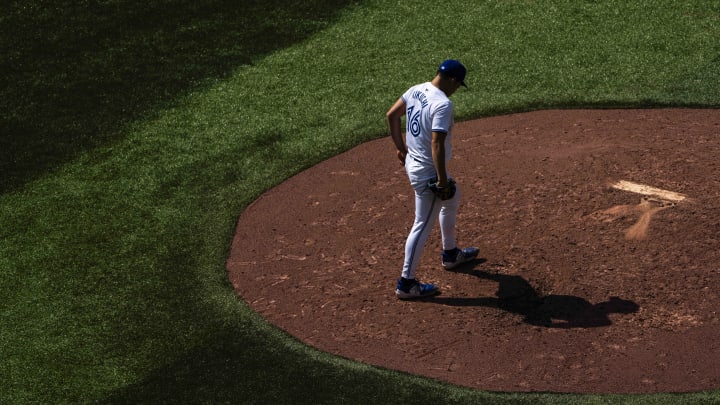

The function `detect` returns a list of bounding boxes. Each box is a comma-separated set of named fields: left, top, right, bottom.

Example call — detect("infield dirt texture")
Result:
left=228, top=109, right=719, bottom=393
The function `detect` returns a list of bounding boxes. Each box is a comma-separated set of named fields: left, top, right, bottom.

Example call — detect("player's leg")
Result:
left=439, top=184, right=479, bottom=269
left=438, top=184, right=460, bottom=251
left=401, top=186, right=440, bottom=280
left=396, top=185, right=442, bottom=299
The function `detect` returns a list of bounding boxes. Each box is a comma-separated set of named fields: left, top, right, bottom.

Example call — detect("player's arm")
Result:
left=386, top=98, right=407, bottom=165
left=431, top=131, right=448, bottom=186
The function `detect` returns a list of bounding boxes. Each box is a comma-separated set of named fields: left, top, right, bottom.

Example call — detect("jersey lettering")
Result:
left=411, top=90, right=429, bottom=108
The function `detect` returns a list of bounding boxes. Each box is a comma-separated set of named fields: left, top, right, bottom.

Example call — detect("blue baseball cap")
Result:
left=438, top=59, right=467, bottom=87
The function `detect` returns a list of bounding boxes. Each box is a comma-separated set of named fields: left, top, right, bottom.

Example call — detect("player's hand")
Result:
left=397, top=150, right=407, bottom=166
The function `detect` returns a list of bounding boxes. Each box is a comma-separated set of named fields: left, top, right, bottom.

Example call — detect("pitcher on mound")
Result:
left=386, top=59, right=479, bottom=299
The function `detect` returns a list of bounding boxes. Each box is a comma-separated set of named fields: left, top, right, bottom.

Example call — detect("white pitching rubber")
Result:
left=611, top=180, right=687, bottom=202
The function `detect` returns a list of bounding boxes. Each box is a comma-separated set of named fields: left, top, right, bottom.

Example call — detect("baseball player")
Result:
left=386, top=59, right=479, bottom=299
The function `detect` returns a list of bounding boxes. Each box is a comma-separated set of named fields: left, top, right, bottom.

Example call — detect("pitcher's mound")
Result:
left=227, top=109, right=720, bottom=393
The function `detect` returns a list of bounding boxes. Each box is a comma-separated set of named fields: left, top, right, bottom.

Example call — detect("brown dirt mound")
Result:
left=226, top=109, right=720, bottom=394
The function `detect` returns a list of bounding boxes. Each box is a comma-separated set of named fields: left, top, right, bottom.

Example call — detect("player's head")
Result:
left=437, top=59, right=467, bottom=88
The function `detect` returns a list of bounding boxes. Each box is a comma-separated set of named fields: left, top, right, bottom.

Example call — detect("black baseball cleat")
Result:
left=441, top=247, right=479, bottom=269
left=395, top=278, right=440, bottom=299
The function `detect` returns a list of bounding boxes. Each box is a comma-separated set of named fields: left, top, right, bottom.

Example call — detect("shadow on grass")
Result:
left=0, top=0, right=360, bottom=194
left=101, top=324, right=490, bottom=404
left=425, top=261, right=639, bottom=328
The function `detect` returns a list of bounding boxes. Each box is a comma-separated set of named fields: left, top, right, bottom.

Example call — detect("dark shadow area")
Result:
left=0, top=0, right=360, bottom=193
left=101, top=325, right=463, bottom=404
left=427, top=264, right=639, bottom=328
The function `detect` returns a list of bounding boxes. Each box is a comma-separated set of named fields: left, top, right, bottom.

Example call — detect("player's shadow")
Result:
left=428, top=262, right=639, bottom=328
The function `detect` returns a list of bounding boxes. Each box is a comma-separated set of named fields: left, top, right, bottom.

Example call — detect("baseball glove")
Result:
left=427, top=178, right=456, bottom=200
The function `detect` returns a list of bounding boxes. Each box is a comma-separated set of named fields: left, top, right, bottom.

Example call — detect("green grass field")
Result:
left=1, top=0, right=718, bottom=403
